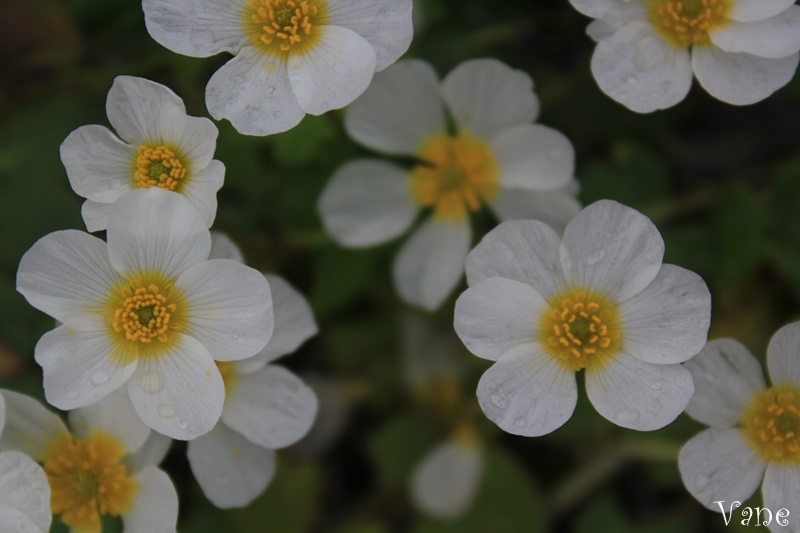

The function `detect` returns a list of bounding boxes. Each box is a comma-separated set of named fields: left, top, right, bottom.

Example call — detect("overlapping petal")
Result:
left=0, top=452, right=51, bottom=533
left=711, top=6, right=800, bottom=59
left=0, top=390, right=68, bottom=460
left=123, top=467, right=179, bottom=533
left=491, top=124, right=574, bottom=191
left=68, top=389, right=151, bottom=455
left=490, top=182, right=582, bottom=234
left=766, top=321, right=800, bottom=387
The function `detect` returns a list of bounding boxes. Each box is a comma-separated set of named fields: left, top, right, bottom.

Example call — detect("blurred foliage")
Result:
left=1, top=0, right=800, bottom=531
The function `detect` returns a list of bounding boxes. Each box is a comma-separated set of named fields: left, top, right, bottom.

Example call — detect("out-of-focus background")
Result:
left=1, top=0, right=800, bottom=531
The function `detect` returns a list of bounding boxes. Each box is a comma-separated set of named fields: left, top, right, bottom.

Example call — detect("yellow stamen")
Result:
left=741, top=384, right=800, bottom=465
left=648, top=0, right=732, bottom=48
left=244, top=0, right=325, bottom=54
left=134, top=145, right=187, bottom=191
left=539, top=288, right=622, bottom=371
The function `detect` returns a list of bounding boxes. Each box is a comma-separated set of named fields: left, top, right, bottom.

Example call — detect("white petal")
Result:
left=0, top=390, right=68, bottom=460
left=247, top=274, right=318, bottom=367
left=68, top=388, right=150, bottom=454
left=712, top=7, right=800, bottom=59
left=692, top=46, right=799, bottom=105
left=142, top=0, right=250, bottom=57
left=585, top=351, right=694, bottom=430
left=619, top=264, right=711, bottom=365
left=222, top=365, right=318, bottom=449
left=685, top=338, right=766, bottom=427
left=123, top=467, right=179, bottom=533
left=678, top=428, right=765, bottom=510
left=319, top=159, right=418, bottom=247
left=767, top=322, right=800, bottom=387
left=106, top=76, right=188, bottom=145
left=591, top=22, right=693, bottom=112
left=208, top=231, right=245, bottom=262
left=490, top=181, right=582, bottom=235
left=60, top=125, right=137, bottom=204
left=127, top=334, right=224, bottom=441
left=0, top=451, right=51, bottom=533
left=587, top=19, right=618, bottom=42
left=392, top=217, right=471, bottom=311
left=0, top=506, right=45, bottom=533
left=477, top=344, right=577, bottom=437
left=173, top=117, right=220, bottom=173
left=454, top=277, right=547, bottom=361
left=762, top=464, right=800, bottom=522
left=569, top=0, right=624, bottom=18
left=491, top=124, right=574, bottom=191
left=729, top=0, right=796, bottom=22
left=106, top=188, right=211, bottom=280
left=288, top=25, right=376, bottom=115
left=440, top=58, right=540, bottom=140
left=465, top=219, right=565, bottom=296
left=177, top=259, right=272, bottom=362
left=181, top=159, right=225, bottom=228
left=322, top=0, right=413, bottom=70
left=560, top=200, right=664, bottom=302
left=81, top=200, right=115, bottom=233
left=344, top=59, right=445, bottom=156
left=411, top=439, right=483, bottom=520
left=124, top=431, right=172, bottom=473
left=34, top=318, right=138, bottom=410
left=16, top=230, right=119, bottom=323
left=206, top=47, right=306, bottom=137
left=0, top=394, right=4, bottom=435
left=187, top=423, right=276, bottom=508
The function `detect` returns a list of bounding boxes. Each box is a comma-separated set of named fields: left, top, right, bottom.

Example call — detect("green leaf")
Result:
left=270, top=114, right=337, bottom=166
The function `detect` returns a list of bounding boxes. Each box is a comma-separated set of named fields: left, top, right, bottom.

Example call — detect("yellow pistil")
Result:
left=44, top=431, right=138, bottom=533
left=539, top=288, right=622, bottom=372
left=648, top=0, right=732, bottom=48
left=134, top=145, right=187, bottom=191
left=107, top=274, right=187, bottom=361
left=741, top=384, right=800, bottom=465
left=216, top=361, right=237, bottom=396
left=244, top=0, right=325, bottom=54
left=409, top=133, right=499, bottom=220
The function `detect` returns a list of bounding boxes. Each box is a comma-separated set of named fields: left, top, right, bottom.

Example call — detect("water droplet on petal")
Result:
left=513, top=416, right=527, bottom=428
left=138, top=371, right=164, bottom=394
left=66, top=391, right=79, bottom=401
left=627, top=75, right=637, bottom=84
left=231, top=330, right=240, bottom=340
left=586, top=249, right=606, bottom=266
left=617, top=410, right=638, bottom=423
left=157, top=403, right=175, bottom=419
left=648, top=380, right=662, bottom=391
left=694, top=474, right=709, bottom=489
left=178, top=421, right=188, bottom=430
left=265, top=86, right=277, bottom=98
left=90, top=371, right=108, bottom=385
left=491, top=394, right=508, bottom=409
left=109, top=178, right=124, bottom=190
left=562, top=258, right=573, bottom=271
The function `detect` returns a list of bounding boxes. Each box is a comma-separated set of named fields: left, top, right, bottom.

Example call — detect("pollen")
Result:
left=648, top=0, right=732, bottom=48
left=539, top=288, right=622, bottom=372
left=216, top=361, right=237, bottom=396
left=740, top=384, right=800, bottom=465
left=43, top=431, right=138, bottom=533
left=409, top=133, right=499, bottom=220
left=244, top=0, right=325, bottom=54
left=134, top=145, right=187, bottom=191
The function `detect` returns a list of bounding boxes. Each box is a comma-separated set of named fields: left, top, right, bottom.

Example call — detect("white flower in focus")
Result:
left=319, top=59, right=581, bottom=311
left=0, top=389, right=176, bottom=533
left=187, top=232, right=318, bottom=508
left=142, top=0, right=413, bottom=136
left=60, top=76, right=224, bottom=231
left=570, top=0, right=800, bottom=111
left=679, top=326, right=800, bottom=519
left=0, top=451, right=51, bottom=533
left=16, top=188, right=273, bottom=440
left=454, top=200, right=711, bottom=435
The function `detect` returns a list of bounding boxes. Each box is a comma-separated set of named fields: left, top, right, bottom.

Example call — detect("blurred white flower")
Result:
left=0, top=450, right=51, bottom=533
left=60, top=76, right=224, bottom=231
left=187, top=232, right=318, bottom=508
left=0, top=389, right=176, bottom=533
left=16, top=189, right=273, bottom=440
left=454, top=200, right=711, bottom=435
left=319, top=58, right=580, bottom=311
left=679, top=325, right=800, bottom=517
left=142, top=0, right=413, bottom=136
left=570, top=0, right=800, bottom=111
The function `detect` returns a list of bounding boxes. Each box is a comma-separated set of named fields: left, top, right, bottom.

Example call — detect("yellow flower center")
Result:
left=409, top=133, right=499, bottom=220
left=244, top=0, right=325, bottom=54
left=134, top=145, right=187, bottom=191
left=741, top=384, right=800, bottom=465
left=648, top=0, right=732, bottom=48
left=539, top=288, right=622, bottom=372
left=107, top=275, right=187, bottom=361
left=44, top=432, right=138, bottom=533
left=216, top=361, right=237, bottom=396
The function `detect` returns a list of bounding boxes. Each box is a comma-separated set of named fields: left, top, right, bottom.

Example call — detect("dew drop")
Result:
left=109, top=178, right=124, bottom=190
left=157, top=403, right=175, bottom=419
left=627, top=75, right=637, bottom=84
left=490, top=394, right=508, bottom=409
left=178, top=421, right=189, bottom=430
left=231, top=330, right=241, bottom=340
left=586, top=249, right=606, bottom=266
left=513, top=416, right=527, bottom=428
left=617, top=410, right=638, bottom=422
left=694, top=474, right=709, bottom=489
left=138, top=371, right=164, bottom=394
left=648, top=380, right=662, bottom=391
left=66, top=391, right=79, bottom=401
left=90, top=371, right=108, bottom=386
left=562, top=258, right=574, bottom=271
left=265, top=86, right=277, bottom=98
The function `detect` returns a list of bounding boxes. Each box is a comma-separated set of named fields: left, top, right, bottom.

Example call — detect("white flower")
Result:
left=142, top=0, right=413, bottom=136
left=319, top=58, right=581, bottom=311
left=16, top=188, right=273, bottom=440
left=60, top=76, right=224, bottom=231
left=187, top=232, right=318, bottom=508
left=0, top=450, right=51, bottom=533
left=570, top=0, right=800, bottom=111
left=0, top=389, right=177, bottom=533
left=679, top=325, right=800, bottom=520
left=453, top=200, right=711, bottom=435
